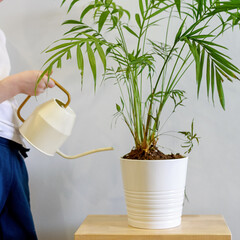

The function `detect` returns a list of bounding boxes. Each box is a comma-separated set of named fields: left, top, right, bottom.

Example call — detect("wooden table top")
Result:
left=75, top=215, right=231, bottom=240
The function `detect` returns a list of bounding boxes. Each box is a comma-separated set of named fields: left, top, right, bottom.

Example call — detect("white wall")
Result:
left=1, top=1, right=240, bottom=239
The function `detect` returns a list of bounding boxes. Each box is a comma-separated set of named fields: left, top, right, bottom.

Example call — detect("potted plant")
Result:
left=38, top=0, right=240, bottom=229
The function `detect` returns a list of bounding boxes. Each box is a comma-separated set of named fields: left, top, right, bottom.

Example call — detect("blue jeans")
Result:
left=0, top=137, right=37, bottom=240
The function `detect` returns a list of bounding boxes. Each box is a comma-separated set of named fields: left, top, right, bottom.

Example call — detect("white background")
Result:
left=1, top=0, right=240, bottom=239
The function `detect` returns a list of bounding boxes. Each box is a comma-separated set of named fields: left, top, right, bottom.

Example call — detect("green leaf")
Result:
left=200, top=44, right=230, bottom=59
left=62, top=19, right=81, bottom=25
left=147, top=4, right=174, bottom=19
left=112, top=8, right=123, bottom=19
left=186, top=25, right=208, bottom=37
left=198, top=41, right=239, bottom=76
left=46, top=42, right=76, bottom=53
left=186, top=40, right=201, bottom=87
left=139, top=0, right=144, bottom=17
left=145, top=0, right=148, bottom=8
left=57, top=58, right=62, bottom=68
left=123, top=25, right=138, bottom=38
left=185, top=38, right=199, bottom=66
left=120, top=97, right=125, bottom=110
left=123, top=9, right=131, bottom=20
left=195, top=40, right=228, bottom=50
left=59, top=37, right=87, bottom=41
left=61, top=0, right=67, bottom=7
left=135, top=13, right=141, bottom=28
left=213, top=60, right=239, bottom=81
left=64, top=27, right=93, bottom=36
left=119, top=7, right=125, bottom=19
left=111, top=16, right=118, bottom=29
left=208, top=48, right=240, bottom=74
left=174, top=0, right=181, bottom=17
left=190, top=34, right=214, bottom=39
left=206, top=55, right=210, bottom=98
left=191, top=119, right=194, bottom=134
left=80, top=4, right=95, bottom=21
left=66, top=49, right=72, bottom=60
left=36, top=69, right=48, bottom=86
left=216, top=67, right=233, bottom=82
left=211, top=61, right=215, bottom=104
left=42, top=50, right=66, bottom=67
left=197, top=48, right=205, bottom=96
left=216, top=70, right=225, bottom=110
left=181, top=20, right=202, bottom=38
left=175, top=18, right=186, bottom=43
left=95, top=42, right=106, bottom=70
left=76, top=44, right=84, bottom=74
left=98, top=11, right=109, bottom=32
left=86, top=42, right=97, bottom=88
left=208, top=2, right=240, bottom=17
left=116, top=104, right=121, bottom=112
left=196, top=0, right=204, bottom=19
left=67, top=0, right=79, bottom=13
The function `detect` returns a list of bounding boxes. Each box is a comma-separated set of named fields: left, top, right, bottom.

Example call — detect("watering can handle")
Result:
left=17, top=78, right=71, bottom=122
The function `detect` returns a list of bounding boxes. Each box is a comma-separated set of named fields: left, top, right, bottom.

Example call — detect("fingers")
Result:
left=42, top=72, right=55, bottom=88
left=19, top=70, right=56, bottom=96
left=43, top=70, right=54, bottom=88
left=27, top=70, right=55, bottom=96
left=47, top=78, right=55, bottom=88
left=45, top=70, right=53, bottom=76
left=35, top=89, right=44, bottom=96
left=37, top=74, right=55, bottom=91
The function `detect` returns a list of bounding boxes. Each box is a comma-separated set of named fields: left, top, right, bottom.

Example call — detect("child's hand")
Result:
left=16, top=70, right=55, bottom=96
left=0, top=70, right=55, bottom=103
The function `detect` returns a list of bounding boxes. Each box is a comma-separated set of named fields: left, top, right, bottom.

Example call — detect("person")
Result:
left=0, top=6, right=55, bottom=239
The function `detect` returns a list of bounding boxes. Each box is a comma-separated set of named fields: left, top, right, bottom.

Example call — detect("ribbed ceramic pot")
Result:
left=120, top=157, right=188, bottom=229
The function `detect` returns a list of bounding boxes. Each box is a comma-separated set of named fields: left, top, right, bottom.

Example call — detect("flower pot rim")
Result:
left=120, top=156, right=188, bottom=163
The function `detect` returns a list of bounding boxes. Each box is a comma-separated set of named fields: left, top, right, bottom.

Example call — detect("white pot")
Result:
left=120, top=157, right=188, bottom=229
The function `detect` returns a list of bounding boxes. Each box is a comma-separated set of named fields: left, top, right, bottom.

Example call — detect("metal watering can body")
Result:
left=17, top=78, right=113, bottom=159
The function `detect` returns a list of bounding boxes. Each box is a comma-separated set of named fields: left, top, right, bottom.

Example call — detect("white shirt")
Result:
left=0, top=29, right=23, bottom=144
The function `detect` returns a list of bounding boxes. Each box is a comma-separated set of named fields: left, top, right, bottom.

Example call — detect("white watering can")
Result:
left=17, top=78, right=113, bottom=159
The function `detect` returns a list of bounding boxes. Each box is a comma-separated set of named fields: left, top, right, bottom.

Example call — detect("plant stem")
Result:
left=143, top=42, right=177, bottom=145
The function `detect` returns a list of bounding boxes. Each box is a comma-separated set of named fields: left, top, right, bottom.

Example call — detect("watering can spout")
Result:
left=17, top=78, right=113, bottom=159
left=56, top=147, right=113, bottom=159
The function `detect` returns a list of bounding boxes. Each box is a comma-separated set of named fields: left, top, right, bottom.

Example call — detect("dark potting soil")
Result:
left=123, top=145, right=184, bottom=160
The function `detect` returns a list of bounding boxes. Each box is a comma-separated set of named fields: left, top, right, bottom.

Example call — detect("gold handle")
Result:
left=17, top=78, right=71, bottom=122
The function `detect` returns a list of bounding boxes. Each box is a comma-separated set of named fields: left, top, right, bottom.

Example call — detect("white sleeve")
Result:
left=0, top=28, right=11, bottom=81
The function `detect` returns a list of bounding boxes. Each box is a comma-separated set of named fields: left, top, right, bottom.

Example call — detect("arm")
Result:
left=0, top=70, right=55, bottom=103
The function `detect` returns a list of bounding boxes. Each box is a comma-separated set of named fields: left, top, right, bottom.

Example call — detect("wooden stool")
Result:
left=75, top=215, right=231, bottom=240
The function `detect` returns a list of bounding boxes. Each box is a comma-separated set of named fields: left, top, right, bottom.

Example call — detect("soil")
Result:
left=123, top=145, right=184, bottom=160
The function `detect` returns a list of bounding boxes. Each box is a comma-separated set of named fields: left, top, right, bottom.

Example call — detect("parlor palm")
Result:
left=38, top=0, right=240, bottom=158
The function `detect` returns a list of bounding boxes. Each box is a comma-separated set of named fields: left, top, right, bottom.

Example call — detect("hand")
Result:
left=0, top=70, right=55, bottom=103
left=16, top=70, right=55, bottom=96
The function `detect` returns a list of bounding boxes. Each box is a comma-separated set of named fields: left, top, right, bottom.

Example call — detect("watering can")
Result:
left=17, top=78, right=113, bottom=159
